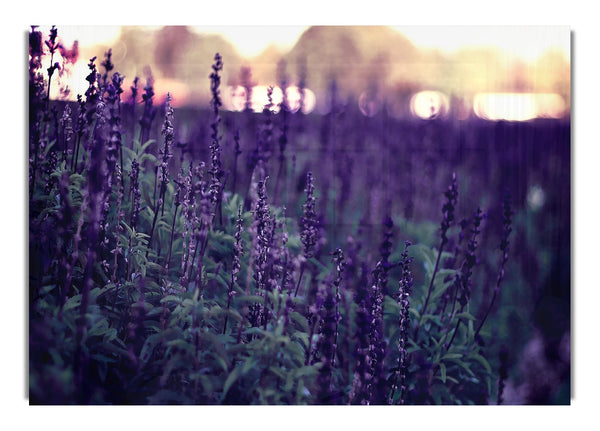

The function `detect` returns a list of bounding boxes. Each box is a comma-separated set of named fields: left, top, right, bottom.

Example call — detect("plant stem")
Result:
left=294, top=264, right=305, bottom=297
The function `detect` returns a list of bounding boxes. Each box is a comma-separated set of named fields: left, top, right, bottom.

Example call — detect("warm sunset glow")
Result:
left=191, top=26, right=308, bottom=58
left=473, top=93, right=567, bottom=121
left=223, top=85, right=316, bottom=114
left=285, top=86, right=316, bottom=114
left=33, top=25, right=569, bottom=119
left=394, top=26, right=570, bottom=63
left=410, top=91, right=450, bottom=119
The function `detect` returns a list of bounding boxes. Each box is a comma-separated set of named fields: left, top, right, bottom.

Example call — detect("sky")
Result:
left=53, top=24, right=570, bottom=63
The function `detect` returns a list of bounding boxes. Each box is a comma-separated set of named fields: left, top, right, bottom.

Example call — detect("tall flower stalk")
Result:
left=209, top=53, right=225, bottom=227
left=295, top=171, right=318, bottom=297
left=444, top=207, right=483, bottom=351
left=389, top=241, right=413, bottom=404
left=419, top=173, right=458, bottom=325
left=475, top=190, right=513, bottom=340
left=146, top=93, right=175, bottom=258
left=224, top=205, right=244, bottom=334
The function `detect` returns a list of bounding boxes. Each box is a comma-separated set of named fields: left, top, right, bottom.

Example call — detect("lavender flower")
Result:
left=44, top=26, right=61, bottom=111
left=100, top=48, right=114, bottom=90
left=164, top=167, right=185, bottom=271
left=59, top=104, right=73, bottom=163
left=496, top=190, right=514, bottom=293
left=316, top=281, right=338, bottom=403
left=71, top=95, right=86, bottom=172
left=105, top=72, right=124, bottom=186
left=300, top=171, right=318, bottom=259
left=158, top=93, right=175, bottom=211
left=209, top=53, right=225, bottom=225
left=111, top=163, right=125, bottom=283
left=139, top=71, right=155, bottom=144
left=475, top=189, right=513, bottom=341
left=250, top=178, right=272, bottom=328
left=458, top=207, right=483, bottom=306
left=367, top=262, right=388, bottom=404
left=83, top=57, right=99, bottom=129
left=349, top=267, right=372, bottom=405
left=129, top=158, right=141, bottom=230
left=421, top=172, right=459, bottom=320
left=330, top=248, right=345, bottom=367
left=191, top=165, right=214, bottom=293
left=390, top=241, right=413, bottom=405
left=224, top=205, right=244, bottom=334
left=295, top=171, right=319, bottom=297
left=440, top=172, right=459, bottom=245
left=443, top=207, right=484, bottom=351
left=146, top=93, right=175, bottom=257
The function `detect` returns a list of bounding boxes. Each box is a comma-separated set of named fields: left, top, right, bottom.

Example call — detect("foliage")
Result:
left=28, top=26, right=570, bottom=405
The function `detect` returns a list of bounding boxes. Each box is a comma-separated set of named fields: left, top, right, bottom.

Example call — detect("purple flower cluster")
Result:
left=208, top=54, right=226, bottom=227
left=158, top=93, right=175, bottom=210
left=300, top=171, right=318, bottom=260
left=250, top=178, right=272, bottom=328
left=316, top=281, right=338, bottom=402
left=224, top=205, right=245, bottom=334
left=139, top=72, right=156, bottom=144
left=390, top=241, right=413, bottom=404
left=457, top=207, right=483, bottom=306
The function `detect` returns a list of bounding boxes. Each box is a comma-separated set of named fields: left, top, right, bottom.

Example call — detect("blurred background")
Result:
left=37, top=25, right=570, bottom=120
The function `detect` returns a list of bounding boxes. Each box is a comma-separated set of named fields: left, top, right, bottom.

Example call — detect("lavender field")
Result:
left=28, top=25, right=571, bottom=405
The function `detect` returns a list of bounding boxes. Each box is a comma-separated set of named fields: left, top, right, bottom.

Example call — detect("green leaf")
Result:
left=160, top=295, right=182, bottom=304
left=470, top=353, right=492, bottom=374
left=222, top=365, right=242, bottom=400
left=63, top=294, right=82, bottom=311
left=242, top=358, right=258, bottom=374
left=236, top=295, right=264, bottom=305
left=442, top=352, right=463, bottom=360
left=139, top=333, right=163, bottom=364
left=439, top=362, right=447, bottom=383
left=447, top=358, right=476, bottom=378
left=409, top=307, right=421, bottom=320
left=412, top=244, right=435, bottom=270
left=430, top=276, right=455, bottom=302
left=289, top=311, right=309, bottom=332
left=455, top=312, right=476, bottom=321
left=269, top=366, right=287, bottom=380
left=294, top=365, right=318, bottom=379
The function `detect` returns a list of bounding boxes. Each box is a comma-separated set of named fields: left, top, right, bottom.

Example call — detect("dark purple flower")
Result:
left=316, top=281, right=338, bottom=403
left=129, top=158, right=141, bottom=230
left=390, top=241, right=413, bottom=405
left=300, top=172, right=318, bottom=260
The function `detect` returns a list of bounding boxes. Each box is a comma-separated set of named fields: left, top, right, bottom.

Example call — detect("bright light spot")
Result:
left=527, top=185, right=546, bottom=211
left=224, top=85, right=316, bottom=114
left=358, top=92, right=381, bottom=117
left=474, top=93, right=566, bottom=121
left=250, top=85, right=283, bottom=113
left=285, top=86, right=316, bottom=114
left=224, top=85, right=248, bottom=112
left=410, top=91, right=449, bottom=119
